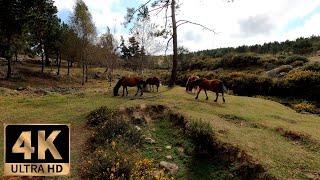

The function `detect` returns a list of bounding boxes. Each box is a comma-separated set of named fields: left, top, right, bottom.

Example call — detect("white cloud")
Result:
left=54, top=0, right=320, bottom=53
left=54, top=0, right=125, bottom=35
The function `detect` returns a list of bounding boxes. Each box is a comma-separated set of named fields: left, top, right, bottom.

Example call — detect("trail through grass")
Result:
left=0, top=83, right=319, bottom=179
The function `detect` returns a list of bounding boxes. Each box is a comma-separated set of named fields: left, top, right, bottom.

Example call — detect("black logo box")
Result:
left=4, top=124, right=70, bottom=163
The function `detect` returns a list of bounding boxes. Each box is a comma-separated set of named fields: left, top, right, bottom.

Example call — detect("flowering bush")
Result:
left=86, top=106, right=116, bottom=127
left=293, top=103, right=316, bottom=113
left=80, top=147, right=133, bottom=179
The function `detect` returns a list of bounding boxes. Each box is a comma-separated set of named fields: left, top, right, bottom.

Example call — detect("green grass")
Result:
left=140, top=118, right=232, bottom=179
left=0, top=71, right=320, bottom=178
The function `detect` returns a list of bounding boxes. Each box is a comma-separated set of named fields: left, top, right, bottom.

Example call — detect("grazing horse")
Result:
left=144, top=77, right=161, bottom=92
left=186, top=75, right=200, bottom=93
left=113, top=76, right=145, bottom=96
left=189, top=78, right=226, bottom=102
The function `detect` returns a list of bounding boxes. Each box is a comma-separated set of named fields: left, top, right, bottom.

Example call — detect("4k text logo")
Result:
left=4, top=124, right=70, bottom=176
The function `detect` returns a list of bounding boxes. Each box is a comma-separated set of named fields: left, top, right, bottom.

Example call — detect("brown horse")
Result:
left=144, top=77, right=161, bottom=92
left=189, top=78, right=226, bottom=102
left=113, top=76, right=145, bottom=96
left=186, top=75, right=200, bottom=93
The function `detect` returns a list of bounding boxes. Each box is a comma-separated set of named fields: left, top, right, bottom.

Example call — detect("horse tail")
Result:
left=223, top=84, right=227, bottom=92
left=113, top=77, right=124, bottom=96
left=143, top=79, right=148, bottom=88
left=185, top=77, right=190, bottom=91
left=221, top=81, right=227, bottom=93
left=139, top=79, right=146, bottom=88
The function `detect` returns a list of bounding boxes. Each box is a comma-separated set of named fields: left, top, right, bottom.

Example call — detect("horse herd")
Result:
left=113, top=75, right=226, bottom=102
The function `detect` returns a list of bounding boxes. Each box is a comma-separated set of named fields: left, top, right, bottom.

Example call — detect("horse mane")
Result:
left=191, top=78, right=203, bottom=87
left=113, top=77, right=124, bottom=96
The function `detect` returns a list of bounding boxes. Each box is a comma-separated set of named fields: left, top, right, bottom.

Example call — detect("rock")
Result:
left=135, top=126, right=141, bottom=131
left=152, top=170, right=165, bottom=179
left=177, top=147, right=184, bottom=153
left=165, top=145, right=172, bottom=149
left=278, top=72, right=287, bottom=77
left=131, top=112, right=145, bottom=125
left=16, top=87, right=26, bottom=91
left=94, top=72, right=102, bottom=79
left=145, top=137, right=156, bottom=144
left=159, top=161, right=179, bottom=174
left=266, top=65, right=293, bottom=77
left=166, top=155, right=173, bottom=160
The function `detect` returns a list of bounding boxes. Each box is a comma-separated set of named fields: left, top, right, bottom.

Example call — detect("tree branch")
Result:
left=165, top=36, right=173, bottom=56
left=176, top=20, right=218, bottom=34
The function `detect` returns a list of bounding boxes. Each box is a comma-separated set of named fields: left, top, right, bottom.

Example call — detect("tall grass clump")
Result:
left=281, top=55, right=308, bottom=65
left=186, top=120, right=215, bottom=151
left=302, top=62, right=320, bottom=72
left=86, top=106, right=117, bottom=127
left=80, top=106, right=145, bottom=179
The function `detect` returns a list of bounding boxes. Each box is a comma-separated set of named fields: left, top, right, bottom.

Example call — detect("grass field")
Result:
left=0, top=65, right=320, bottom=179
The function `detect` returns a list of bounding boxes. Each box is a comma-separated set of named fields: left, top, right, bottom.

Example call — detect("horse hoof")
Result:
left=214, top=100, right=217, bottom=102
left=206, top=98, right=209, bottom=100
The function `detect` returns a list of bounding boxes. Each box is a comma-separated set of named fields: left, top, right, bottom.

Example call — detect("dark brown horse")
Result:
left=189, top=78, right=226, bottom=102
left=113, top=76, right=145, bottom=96
left=186, top=75, right=200, bottom=93
left=144, top=77, right=161, bottom=92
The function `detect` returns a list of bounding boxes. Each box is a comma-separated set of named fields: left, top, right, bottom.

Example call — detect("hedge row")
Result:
left=160, top=70, right=320, bottom=100
left=183, top=54, right=309, bottom=71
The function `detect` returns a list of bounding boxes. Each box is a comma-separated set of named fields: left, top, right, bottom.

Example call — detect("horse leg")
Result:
left=157, top=85, right=159, bottom=92
left=205, top=89, right=208, bottom=100
left=222, top=92, right=225, bottom=103
left=214, top=92, right=218, bottom=102
left=126, top=87, right=128, bottom=96
left=195, top=88, right=202, bottom=99
left=140, top=84, right=143, bottom=96
left=135, top=86, right=139, bottom=96
left=122, top=86, right=125, bottom=97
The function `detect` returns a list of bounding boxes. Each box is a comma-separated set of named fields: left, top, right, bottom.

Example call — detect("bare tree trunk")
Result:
left=57, top=51, right=62, bottom=76
left=82, top=55, right=85, bottom=85
left=41, top=50, right=44, bottom=74
left=55, top=52, right=59, bottom=66
left=15, top=53, right=18, bottom=62
left=169, top=0, right=178, bottom=87
left=44, top=46, right=50, bottom=66
left=67, top=58, right=70, bottom=76
left=6, top=57, right=12, bottom=79
left=85, top=61, right=88, bottom=82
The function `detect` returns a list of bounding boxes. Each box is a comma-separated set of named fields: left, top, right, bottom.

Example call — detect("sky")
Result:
left=55, top=0, right=320, bottom=54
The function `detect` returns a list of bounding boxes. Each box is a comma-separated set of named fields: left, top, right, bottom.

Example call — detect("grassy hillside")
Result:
left=0, top=77, right=320, bottom=178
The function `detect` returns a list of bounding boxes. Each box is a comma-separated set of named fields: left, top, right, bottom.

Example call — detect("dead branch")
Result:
left=165, top=36, right=173, bottom=56
left=176, top=19, right=218, bottom=34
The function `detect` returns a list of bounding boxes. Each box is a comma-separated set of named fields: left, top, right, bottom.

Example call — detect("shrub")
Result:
left=130, top=159, right=156, bottom=179
left=221, top=72, right=273, bottom=96
left=80, top=147, right=133, bottom=179
left=186, top=120, right=215, bottom=151
left=221, top=54, right=260, bottom=68
left=89, top=118, right=143, bottom=150
left=86, top=106, right=116, bottom=127
left=291, top=60, right=304, bottom=67
left=302, top=62, right=320, bottom=72
left=293, top=103, right=316, bottom=113
left=282, top=55, right=308, bottom=64
left=284, top=70, right=320, bottom=87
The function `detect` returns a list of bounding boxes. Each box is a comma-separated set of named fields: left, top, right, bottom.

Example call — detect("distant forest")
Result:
left=191, top=36, right=320, bottom=57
